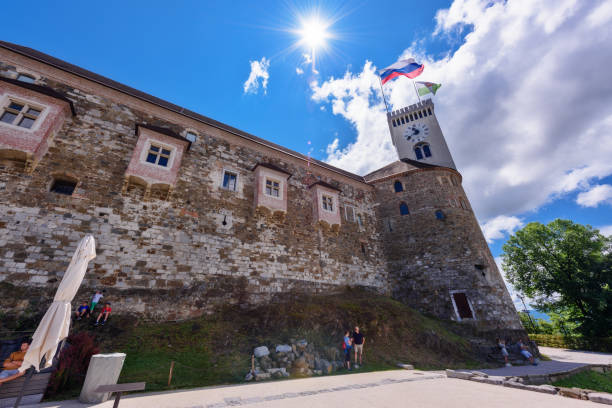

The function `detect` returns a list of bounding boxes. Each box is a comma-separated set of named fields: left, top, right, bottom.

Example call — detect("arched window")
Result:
left=423, top=144, right=432, bottom=157
left=414, top=146, right=423, bottom=160
left=393, top=180, right=403, bottom=192
left=399, top=202, right=410, bottom=215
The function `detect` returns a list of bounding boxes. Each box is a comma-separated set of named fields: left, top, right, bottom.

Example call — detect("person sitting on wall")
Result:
left=95, top=302, right=112, bottom=326
left=0, top=342, right=29, bottom=379
left=496, top=337, right=511, bottom=367
left=517, top=338, right=537, bottom=365
left=75, top=301, right=90, bottom=320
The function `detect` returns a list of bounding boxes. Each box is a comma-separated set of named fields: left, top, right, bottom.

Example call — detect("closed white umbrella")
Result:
left=19, top=234, right=96, bottom=372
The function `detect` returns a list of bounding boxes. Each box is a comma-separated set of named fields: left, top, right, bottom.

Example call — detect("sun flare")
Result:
left=298, top=17, right=330, bottom=49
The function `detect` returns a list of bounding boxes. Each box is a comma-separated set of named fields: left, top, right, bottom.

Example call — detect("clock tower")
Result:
left=387, top=99, right=456, bottom=170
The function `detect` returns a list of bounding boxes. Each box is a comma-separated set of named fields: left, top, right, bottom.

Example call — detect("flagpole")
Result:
left=378, top=77, right=390, bottom=113
left=412, top=80, right=421, bottom=103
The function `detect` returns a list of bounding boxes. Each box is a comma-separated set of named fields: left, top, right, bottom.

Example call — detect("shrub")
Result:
left=45, top=332, right=100, bottom=399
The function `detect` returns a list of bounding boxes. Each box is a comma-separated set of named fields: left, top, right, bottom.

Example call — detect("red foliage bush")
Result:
left=45, top=332, right=100, bottom=398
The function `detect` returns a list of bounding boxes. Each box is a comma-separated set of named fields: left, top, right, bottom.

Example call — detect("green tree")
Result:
left=503, top=220, right=612, bottom=337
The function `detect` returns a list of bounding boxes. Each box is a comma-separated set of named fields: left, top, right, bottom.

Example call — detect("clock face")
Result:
left=403, top=123, right=430, bottom=143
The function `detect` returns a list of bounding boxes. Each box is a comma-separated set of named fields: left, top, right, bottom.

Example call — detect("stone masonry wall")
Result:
left=0, top=58, right=387, bottom=319
left=372, top=167, right=523, bottom=332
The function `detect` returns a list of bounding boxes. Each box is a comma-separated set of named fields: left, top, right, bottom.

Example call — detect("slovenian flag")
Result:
left=416, top=81, right=441, bottom=96
left=379, top=58, right=424, bottom=85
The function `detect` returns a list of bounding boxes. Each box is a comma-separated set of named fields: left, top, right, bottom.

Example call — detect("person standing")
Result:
left=352, top=326, right=365, bottom=366
left=342, top=331, right=352, bottom=370
left=90, top=290, right=103, bottom=312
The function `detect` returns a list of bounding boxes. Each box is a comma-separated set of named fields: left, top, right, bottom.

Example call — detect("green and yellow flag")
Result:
left=416, top=81, right=441, bottom=96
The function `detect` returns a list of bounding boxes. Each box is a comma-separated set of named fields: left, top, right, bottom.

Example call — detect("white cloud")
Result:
left=296, top=67, right=304, bottom=75
left=598, top=225, right=612, bottom=236
left=482, top=215, right=523, bottom=243
left=310, top=0, right=612, bottom=225
left=576, top=184, right=612, bottom=207
left=243, top=57, right=270, bottom=94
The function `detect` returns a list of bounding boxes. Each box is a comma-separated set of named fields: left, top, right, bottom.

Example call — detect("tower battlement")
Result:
left=387, top=98, right=434, bottom=119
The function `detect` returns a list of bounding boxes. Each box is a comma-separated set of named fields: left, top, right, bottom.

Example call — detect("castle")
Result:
left=0, top=41, right=522, bottom=335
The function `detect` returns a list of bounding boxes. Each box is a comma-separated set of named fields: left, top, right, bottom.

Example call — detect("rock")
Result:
left=255, top=372, right=271, bottom=381
left=397, top=363, right=414, bottom=370
left=471, top=371, right=488, bottom=378
left=244, top=372, right=254, bottom=381
left=445, top=369, right=475, bottom=380
left=259, top=356, right=272, bottom=370
left=254, top=346, right=270, bottom=358
left=320, top=359, right=332, bottom=375
left=276, top=344, right=292, bottom=353
left=525, top=385, right=557, bottom=395
left=558, top=387, right=584, bottom=399
left=481, top=376, right=504, bottom=385
left=313, top=370, right=322, bottom=375
left=294, top=357, right=308, bottom=369
left=588, top=392, right=612, bottom=405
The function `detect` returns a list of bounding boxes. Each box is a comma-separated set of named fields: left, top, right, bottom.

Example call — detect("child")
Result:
left=95, top=302, right=112, bottom=326
left=75, top=301, right=90, bottom=320
left=518, top=338, right=537, bottom=365
left=91, top=290, right=103, bottom=312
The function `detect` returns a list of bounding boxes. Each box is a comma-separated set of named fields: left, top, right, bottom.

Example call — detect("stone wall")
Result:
left=0, top=58, right=387, bottom=319
left=370, top=165, right=523, bottom=332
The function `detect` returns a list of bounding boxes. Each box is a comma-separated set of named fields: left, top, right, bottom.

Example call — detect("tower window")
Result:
left=428, top=108, right=432, bottom=115
left=357, top=213, right=363, bottom=227
left=392, top=120, right=396, bottom=127
left=400, top=117, right=405, bottom=124
left=146, top=143, right=172, bottom=167
left=418, top=111, right=423, bottom=118
left=399, top=202, right=410, bottom=215
left=393, top=180, right=403, bottom=192
left=414, top=146, right=423, bottom=160
left=345, top=205, right=355, bottom=222
left=17, top=74, right=36, bottom=83
left=322, top=194, right=334, bottom=212
left=222, top=170, right=237, bottom=191
left=405, top=116, right=409, bottom=123
left=435, top=210, right=445, bottom=220
left=265, top=178, right=280, bottom=197
left=50, top=178, right=77, bottom=196
left=423, top=144, right=432, bottom=157
left=423, top=109, right=428, bottom=117
left=1, top=100, right=42, bottom=129
left=409, top=113, right=414, bottom=121
left=451, top=292, right=475, bottom=320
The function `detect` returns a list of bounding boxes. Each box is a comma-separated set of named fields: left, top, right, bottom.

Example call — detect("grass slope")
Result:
left=86, top=288, right=483, bottom=394
left=553, top=370, right=612, bottom=393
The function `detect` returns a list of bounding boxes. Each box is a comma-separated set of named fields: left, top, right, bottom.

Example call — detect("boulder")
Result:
left=313, top=370, right=322, bottom=375
left=293, top=357, right=308, bottom=369
left=276, top=344, right=292, bottom=353
left=445, top=369, right=475, bottom=380
left=255, top=372, right=271, bottom=381
left=254, top=346, right=270, bottom=358
left=259, top=356, right=272, bottom=370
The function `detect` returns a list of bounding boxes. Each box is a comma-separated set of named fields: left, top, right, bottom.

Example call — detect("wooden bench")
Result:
left=0, top=371, right=52, bottom=408
left=96, top=382, right=146, bottom=408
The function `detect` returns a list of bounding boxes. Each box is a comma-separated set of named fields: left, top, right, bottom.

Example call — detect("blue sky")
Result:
left=2, top=0, right=612, bottom=308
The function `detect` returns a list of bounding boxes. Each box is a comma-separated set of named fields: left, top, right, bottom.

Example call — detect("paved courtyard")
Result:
left=34, top=352, right=611, bottom=408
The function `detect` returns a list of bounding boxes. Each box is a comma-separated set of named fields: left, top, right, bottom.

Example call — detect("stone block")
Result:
left=397, top=363, right=414, bottom=370
left=588, top=392, right=612, bottom=405
left=79, top=353, right=126, bottom=403
left=504, top=381, right=528, bottom=390
left=445, top=369, right=475, bottom=380
left=481, top=376, right=504, bottom=385
left=254, top=346, right=269, bottom=358
left=254, top=372, right=271, bottom=381
left=525, top=384, right=557, bottom=395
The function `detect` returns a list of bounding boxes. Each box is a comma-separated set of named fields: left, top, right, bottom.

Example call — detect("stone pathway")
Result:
left=539, top=347, right=612, bottom=365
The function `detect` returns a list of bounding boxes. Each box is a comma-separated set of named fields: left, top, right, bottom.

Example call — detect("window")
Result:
left=1, top=100, right=42, bottom=129
left=185, top=131, right=197, bottom=143
left=451, top=292, right=475, bottom=319
left=435, top=210, right=445, bottom=220
left=409, top=113, right=414, bottom=121
left=418, top=111, right=423, bottom=118
left=322, top=195, right=334, bottom=212
left=345, top=205, right=355, bottom=222
left=360, top=242, right=366, bottom=255
left=222, top=170, right=237, bottom=191
left=414, top=146, right=423, bottom=160
left=399, top=202, right=410, bottom=215
left=392, top=120, right=396, bottom=127
left=357, top=213, right=363, bottom=227
left=393, top=180, right=403, bottom=192
left=17, top=74, right=36, bottom=83
left=423, top=144, right=432, bottom=157
left=415, top=143, right=431, bottom=160
left=400, top=117, right=405, bottom=124
left=50, top=178, right=77, bottom=195
left=423, top=109, right=428, bottom=117
left=428, top=108, right=432, bottom=115
left=146, top=143, right=171, bottom=167
left=265, top=178, right=280, bottom=197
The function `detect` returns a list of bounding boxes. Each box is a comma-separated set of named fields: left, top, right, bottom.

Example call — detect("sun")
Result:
left=298, top=17, right=330, bottom=49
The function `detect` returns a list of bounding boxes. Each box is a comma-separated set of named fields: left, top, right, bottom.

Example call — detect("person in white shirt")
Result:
left=91, top=290, right=103, bottom=312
